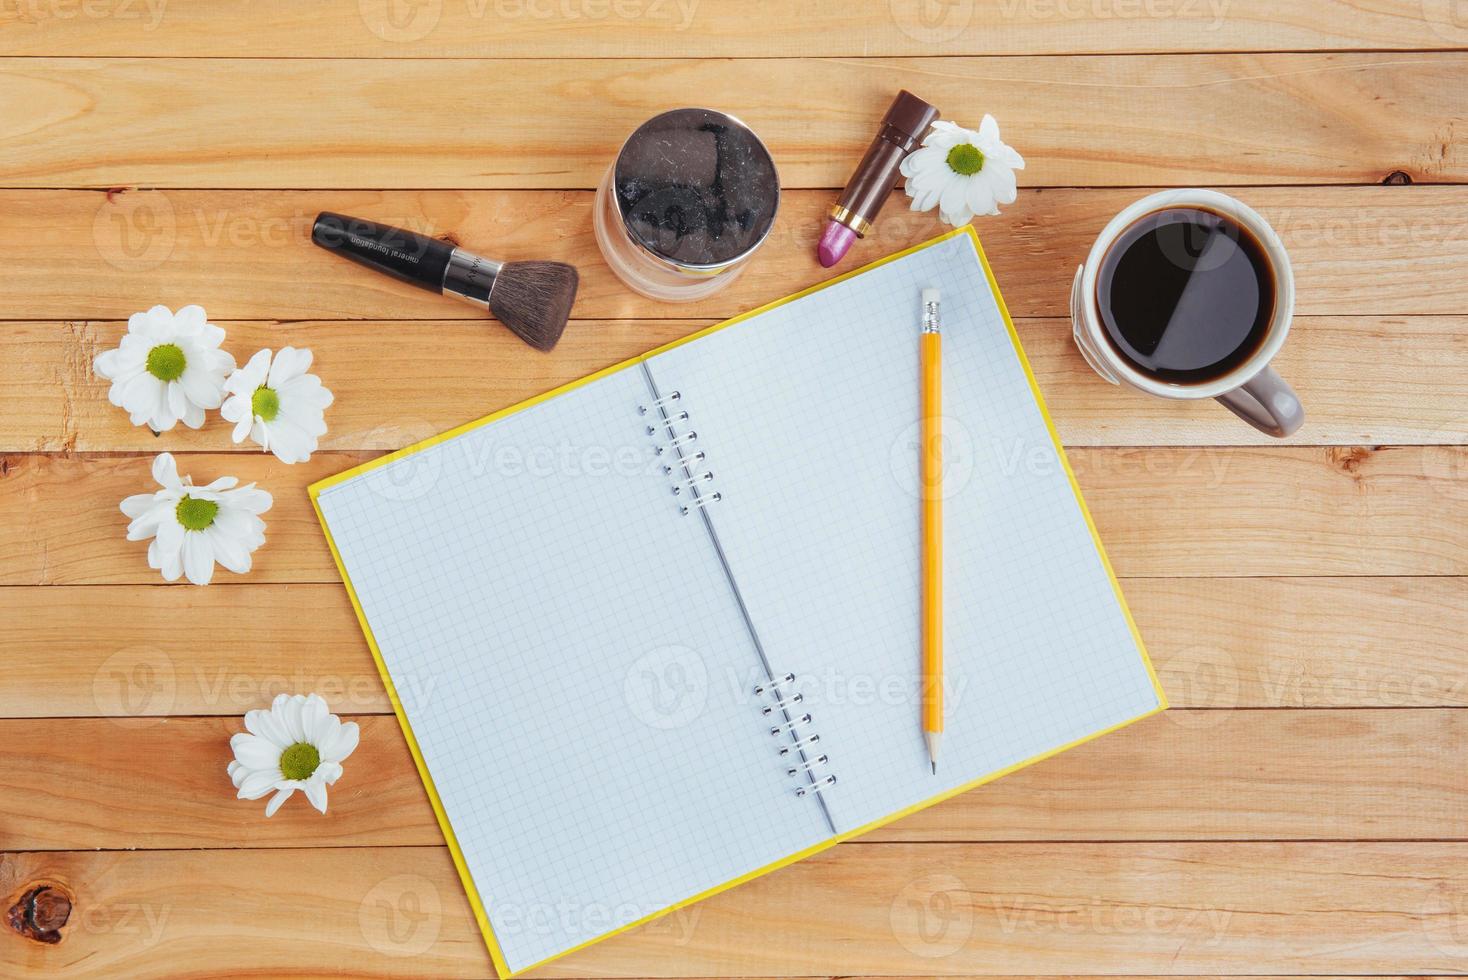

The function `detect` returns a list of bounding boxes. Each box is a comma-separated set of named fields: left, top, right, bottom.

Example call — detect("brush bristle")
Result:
left=489, top=262, right=579, bottom=352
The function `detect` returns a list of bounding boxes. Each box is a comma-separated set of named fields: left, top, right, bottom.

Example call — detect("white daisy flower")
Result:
left=119, top=452, right=272, bottom=586
left=900, top=115, right=1026, bottom=227
left=220, top=347, right=334, bottom=464
left=228, top=693, right=360, bottom=817
left=93, top=305, right=236, bottom=432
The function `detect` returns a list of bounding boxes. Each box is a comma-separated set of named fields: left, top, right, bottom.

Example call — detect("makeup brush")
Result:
left=311, top=212, right=579, bottom=352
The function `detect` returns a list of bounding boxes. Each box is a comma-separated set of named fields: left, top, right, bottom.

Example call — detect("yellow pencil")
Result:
left=920, top=288, right=943, bottom=774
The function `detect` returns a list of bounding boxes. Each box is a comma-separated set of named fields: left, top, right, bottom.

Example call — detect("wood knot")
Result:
left=6, top=884, right=72, bottom=944
left=1327, top=446, right=1377, bottom=477
left=1381, top=170, right=1413, bottom=185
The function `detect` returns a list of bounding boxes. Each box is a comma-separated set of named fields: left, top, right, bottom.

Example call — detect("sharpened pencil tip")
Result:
left=931, top=760, right=936, bottom=775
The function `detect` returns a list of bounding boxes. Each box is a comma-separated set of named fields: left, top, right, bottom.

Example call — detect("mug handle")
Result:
left=1216, top=366, right=1305, bottom=437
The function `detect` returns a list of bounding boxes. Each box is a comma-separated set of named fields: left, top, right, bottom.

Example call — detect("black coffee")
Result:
left=1096, top=207, right=1274, bottom=383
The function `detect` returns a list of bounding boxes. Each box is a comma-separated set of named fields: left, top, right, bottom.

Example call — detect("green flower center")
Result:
left=146, top=343, right=187, bottom=382
left=279, top=742, right=321, bottom=781
left=251, top=385, right=281, bottom=422
left=174, top=495, right=218, bottom=532
left=946, top=143, right=985, bottom=176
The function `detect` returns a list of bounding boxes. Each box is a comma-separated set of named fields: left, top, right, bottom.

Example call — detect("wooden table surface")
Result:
left=3, top=3, right=1466, bottom=977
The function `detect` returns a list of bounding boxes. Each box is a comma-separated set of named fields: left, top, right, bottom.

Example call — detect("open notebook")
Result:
left=311, top=226, right=1166, bottom=977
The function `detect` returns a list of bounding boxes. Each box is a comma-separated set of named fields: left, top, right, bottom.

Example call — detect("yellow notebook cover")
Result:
left=310, top=226, right=1167, bottom=977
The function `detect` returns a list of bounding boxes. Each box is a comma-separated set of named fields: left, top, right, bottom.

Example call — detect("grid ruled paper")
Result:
left=316, top=368, right=831, bottom=973
left=647, top=232, right=1162, bottom=833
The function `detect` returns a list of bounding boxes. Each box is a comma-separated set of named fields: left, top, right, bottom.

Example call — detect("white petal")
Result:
left=302, top=694, right=331, bottom=744
left=237, top=767, right=283, bottom=800
left=316, top=761, right=344, bottom=785
left=264, top=786, right=294, bottom=817
left=208, top=526, right=253, bottom=574
left=908, top=165, right=951, bottom=196
left=174, top=304, right=207, bottom=331
left=126, top=500, right=173, bottom=541
left=283, top=695, right=307, bottom=742
left=268, top=347, right=311, bottom=387
left=968, top=174, right=1001, bottom=216
left=230, top=732, right=283, bottom=770
left=120, top=491, right=160, bottom=519
left=179, top=364, right=224, bottom=410
left=990, top=163, right=1018, bottom=205
left=899, top=144, right=942, bottom=179
left=245, top=705, right=292, bottom=748
left=152, top=453, right=181, bottom=491
left=320, top=720, right=360, bottom=764
left=279, top=374, right=334, bottom=414
left=302, top=777, right=329, bottom=814
left=182, top=531, right=215, bottom=586
left=200, top=322, right=227, bottom=350
left=939, top=178, right=970, bottom=227
left=223, top=484, right=273, bottom=516
left=265, top=417, right=316, bottom=464
left=979, top=114, right=1000, bottom=143
left=166, top=380, right=189, bottom=423
left=232, top=410, right=256, bottom=446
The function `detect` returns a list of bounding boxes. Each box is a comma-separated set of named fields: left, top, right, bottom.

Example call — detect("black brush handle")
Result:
left=311, top=212, right=453, bottom=294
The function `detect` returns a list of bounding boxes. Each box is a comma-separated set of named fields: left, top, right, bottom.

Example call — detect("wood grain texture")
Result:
left=9, top=187, right=1467, bottom=324
left=2, top=55, right=1464, bottom=188
left=3, top=710, right=1464, bottom=851
left=4, top=842, right=1467, bottom=976
left=1, top=17, right=1465, bottom=979
left=2, top=446, right=1463, bottom=585
left=3, top=577, right=1463, bottom=719
left=6, top=314, right=1466, bottom=452
left=1, top=0, right=1462, bottom=58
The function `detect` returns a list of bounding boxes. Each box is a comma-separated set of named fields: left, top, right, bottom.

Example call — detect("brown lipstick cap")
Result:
left=881, top=90, right=939, bottom=152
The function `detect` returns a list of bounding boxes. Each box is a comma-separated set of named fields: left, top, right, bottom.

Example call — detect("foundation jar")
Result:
left=593, top=107, right=780, bottom=302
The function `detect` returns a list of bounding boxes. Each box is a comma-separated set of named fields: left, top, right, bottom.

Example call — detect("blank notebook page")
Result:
left=315, top=369, right=831, bottom=973
left=648, top=232, right=1162, bottom=833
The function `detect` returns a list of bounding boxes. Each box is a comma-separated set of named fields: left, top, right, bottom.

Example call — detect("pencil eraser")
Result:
left=922, top=288, right=940, bottom=305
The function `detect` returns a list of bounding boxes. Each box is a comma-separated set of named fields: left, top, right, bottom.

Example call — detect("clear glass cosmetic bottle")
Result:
left=593, top=107, right=780, bottom=302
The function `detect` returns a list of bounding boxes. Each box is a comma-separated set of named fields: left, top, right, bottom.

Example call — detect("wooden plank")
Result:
left=8, top=186, right=1467, bottom=323
left=7, top=314, right=1466, bottom=452
left=3, top=843, right=1466, bottom=976
left=0, top=0, right=1461, bottom=58
left=3, top=577, right=1463, bottom=719
left=2, top=710, right=1463, bottom=851
left=1, top=55, right=1463, bottom=188
left=1133, top=577, right=1468, bottom=710
left=1, top=446, right=1463, bottom=585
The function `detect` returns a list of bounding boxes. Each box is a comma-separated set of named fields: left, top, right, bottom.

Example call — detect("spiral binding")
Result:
left=638, top=392, right=724, bottom=515
left=753, top=673, right=836, bottom=799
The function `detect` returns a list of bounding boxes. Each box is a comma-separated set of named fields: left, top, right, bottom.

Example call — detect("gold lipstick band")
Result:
left=828, top=204, right=873, bottom=238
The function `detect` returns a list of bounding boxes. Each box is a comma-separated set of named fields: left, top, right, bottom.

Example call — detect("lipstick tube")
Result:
left=818, top=90, right=938, bottom=268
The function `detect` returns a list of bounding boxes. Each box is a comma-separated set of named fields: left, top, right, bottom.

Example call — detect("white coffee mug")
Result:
left=1070, top=189, right=1304, bottom=437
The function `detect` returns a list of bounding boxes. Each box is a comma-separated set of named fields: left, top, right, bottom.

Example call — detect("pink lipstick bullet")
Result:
left=818, top=90, right=938, bottom=268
